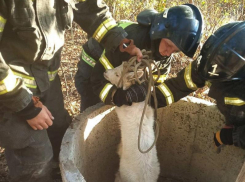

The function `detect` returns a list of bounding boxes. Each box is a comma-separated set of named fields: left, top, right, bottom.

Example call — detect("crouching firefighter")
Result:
left=152, top=21, right=245, bottom=153
left=75, top=4, right=203, bottom=111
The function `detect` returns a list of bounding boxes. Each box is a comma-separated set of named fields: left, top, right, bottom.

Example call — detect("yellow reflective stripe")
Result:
left=12, top=70, right=58, bottom=89
left=93, top=18, right=117, bottom=42
left=153, top=74, right=167, bottom=83
left=205, top=81, right=212, bottom=87
left=13, top=71, right=35, bottom=80
left=0, top=16, right=7, bottom=32
left=13, top=71, right=37, bottom=89
left=99, top=83, right=113, bottom=102
left=0, top=70, right=17, bottom=95
left=118, top=20, right=135, bottom=29
left=48, top=70, right=58, bottom=81
left=157, top=83, right=174, bottom=105
left=99, top=51, right=114, bottom=70
left=0, top=86, right=7, bottom=95
left=81, top=48, right=96, bottom=67
left=184, top=63, right=197, bottom=90
left=22, top=79, right=36, bottom=88
left=225, top=97, right=245, bottom=106
left=24, top=83, right=36, bottom=89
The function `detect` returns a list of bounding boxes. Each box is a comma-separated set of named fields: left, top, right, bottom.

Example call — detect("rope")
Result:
left=119, top=50, right=160, bottom=153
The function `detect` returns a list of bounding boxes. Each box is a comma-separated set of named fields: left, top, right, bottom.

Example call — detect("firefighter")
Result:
left=75, top=4, right=203, bottom=112
left=75, top=38, right=104, bottom=112
left=153, top=21, right=245, bottom=152
left=0, top=0, right=142, bottom=181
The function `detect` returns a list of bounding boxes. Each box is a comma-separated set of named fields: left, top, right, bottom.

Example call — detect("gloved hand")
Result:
left=214, top=126, right=233, bottom=153
left=119, top=38, right=143, bottom=61
left=113, top=82, right=148, bottom=107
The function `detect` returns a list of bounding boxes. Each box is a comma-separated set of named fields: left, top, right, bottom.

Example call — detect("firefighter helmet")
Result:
left=198, top=21, right=245, bottom=82
left=149, top=4, right=203, bottom=57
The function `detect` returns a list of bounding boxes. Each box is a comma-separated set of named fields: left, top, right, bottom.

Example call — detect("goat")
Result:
left=104, top=62, right=160, bottom=182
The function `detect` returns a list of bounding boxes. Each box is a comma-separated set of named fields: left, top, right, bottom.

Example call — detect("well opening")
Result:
left=60, top=97, right=245, bottom=182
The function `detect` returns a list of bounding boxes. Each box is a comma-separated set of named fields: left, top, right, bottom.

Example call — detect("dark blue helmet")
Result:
left=149, top=4, right=203, bottom=57
left=198, top=21, right=245, bottom=82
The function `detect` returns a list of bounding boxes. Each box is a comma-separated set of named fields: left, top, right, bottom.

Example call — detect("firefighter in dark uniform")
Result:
left=153, top=21, right=245, bottom=152
left=75, top=4, right=203, bottom=112
left=75, top=38, right=104, bottom=112
left=0, top=0, right=142, bottom=181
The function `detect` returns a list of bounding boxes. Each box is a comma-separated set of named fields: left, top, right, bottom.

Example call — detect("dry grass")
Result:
left=59, top=23, right=87, bottom=117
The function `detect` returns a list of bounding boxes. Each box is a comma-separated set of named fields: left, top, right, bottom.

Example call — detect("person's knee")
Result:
left=6, top=131, right=53, bottom=182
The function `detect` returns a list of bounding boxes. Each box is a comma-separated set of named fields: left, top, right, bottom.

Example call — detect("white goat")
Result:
left=104, top=62, right=160, bottom=182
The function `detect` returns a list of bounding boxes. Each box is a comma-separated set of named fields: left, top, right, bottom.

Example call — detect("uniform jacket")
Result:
left=0, top=0, right=127, bottom=112
left=155, top=60, right=245, bottom=148
left=91, top=22, right=172, bottom=105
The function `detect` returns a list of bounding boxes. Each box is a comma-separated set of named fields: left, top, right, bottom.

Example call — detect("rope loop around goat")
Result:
left=120, top=49, right=160, bottom=153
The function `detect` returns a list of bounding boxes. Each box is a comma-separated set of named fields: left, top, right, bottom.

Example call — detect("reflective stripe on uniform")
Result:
left=100, top=83, right=113, bottom=102
left=13, top=71, right=37, bottom=88
left=93, top=18, right=117, bottom=42
left=153, top=74, right=167, bottom=83
left=81, top=48, right=96, bottom=67
left=184, top=63, right=197, bottom=90
left=0, top=16, right=7, bottom=32
left=205, top=81, right=212, bottom=87
left=157, top=83, right=174, bottom=105
left=118, top=20, right=135, bottom=29
left=0, top=70, right=17, bottom=95
left=99, top=51, right=114, bottom=70
left=13, top=70, right=58, bottom=89
left=96, top=20, right=134, bottom=70
left=224, top=97, right=245, bottom=106
left=48, top=70, right=58, bottom=81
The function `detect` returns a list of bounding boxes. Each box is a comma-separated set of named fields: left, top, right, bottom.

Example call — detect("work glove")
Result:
left=113, top=82, right=148, bottom=107
left=214, top=126, right=234, bottom=153
left=119, top=38, right=143, bottom=61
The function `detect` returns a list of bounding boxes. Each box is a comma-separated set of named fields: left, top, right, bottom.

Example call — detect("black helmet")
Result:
left=150, top=4, right=203, bottom=58
left=198, top=21, right=245, bottom=82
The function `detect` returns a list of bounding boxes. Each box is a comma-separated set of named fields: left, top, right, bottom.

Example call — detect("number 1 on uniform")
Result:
left=208, top=64, right=219, bottom=76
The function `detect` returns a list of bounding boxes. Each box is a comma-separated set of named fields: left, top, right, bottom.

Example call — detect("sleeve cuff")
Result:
left=16, top=99, right=42, bottom=120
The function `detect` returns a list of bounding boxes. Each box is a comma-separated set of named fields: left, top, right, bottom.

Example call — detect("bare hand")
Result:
left=130, top=47, right=143, bottom=62
left=27, top=105, right=54, bottom=130
left=119, top=39, right=143, bottom=62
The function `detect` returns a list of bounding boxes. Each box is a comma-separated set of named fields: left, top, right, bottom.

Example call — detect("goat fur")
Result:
left=104, top=62, right=160, bottom=182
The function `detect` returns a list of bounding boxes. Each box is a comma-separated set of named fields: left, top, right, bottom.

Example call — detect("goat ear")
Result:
left=126, top=72, right=135, bottom=81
